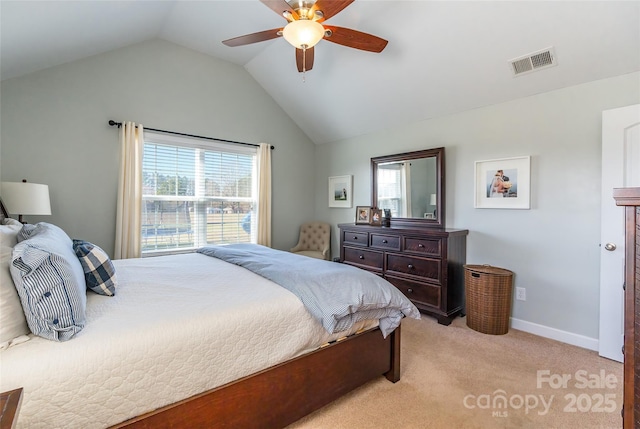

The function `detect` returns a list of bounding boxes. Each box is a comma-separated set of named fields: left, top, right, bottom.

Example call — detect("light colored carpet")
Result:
left=287, top=316, right=622, bottom=429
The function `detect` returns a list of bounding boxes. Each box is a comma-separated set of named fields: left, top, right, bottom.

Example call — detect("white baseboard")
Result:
left=510, top=317, right=599, bottom=351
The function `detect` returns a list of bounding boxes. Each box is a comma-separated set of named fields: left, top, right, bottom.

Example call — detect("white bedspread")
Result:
left=0, top=253, right=376, bottom=429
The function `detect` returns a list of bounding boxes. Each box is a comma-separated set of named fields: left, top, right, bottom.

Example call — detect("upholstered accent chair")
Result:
left=290, top=222, right=331, bottom=260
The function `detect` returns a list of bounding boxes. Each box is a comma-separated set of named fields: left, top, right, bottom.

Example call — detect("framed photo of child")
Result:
left=355, top=206, right=371, bottom=224
left=370, top=208, right=382, bottom=226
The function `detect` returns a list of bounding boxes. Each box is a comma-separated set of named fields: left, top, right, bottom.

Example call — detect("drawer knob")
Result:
left=407, top=288, right=413, bottom=293
left=359, top=255, right=364, bottom=259
left=382, top=239, right=388, bottom=243
left=353, top=236, right=358, bottom=240
left=418, top=244, right=424, bottom=248
left=408, top=264, right=414, bottom=269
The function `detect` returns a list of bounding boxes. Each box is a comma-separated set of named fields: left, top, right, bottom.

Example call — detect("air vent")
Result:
left=509, top=47, right=557, bottom=77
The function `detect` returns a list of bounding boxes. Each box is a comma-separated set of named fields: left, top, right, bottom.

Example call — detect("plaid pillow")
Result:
left=72, top=240, right=117, bottom=296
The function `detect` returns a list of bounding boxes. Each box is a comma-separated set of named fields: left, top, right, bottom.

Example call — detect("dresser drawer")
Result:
left=386, top=275, right=441, bottom=308
left=342, top=230, right=369, bottom=247
left=404, top=237, right=442, bottom=257
left=386, top=254, right=441, bottom=282
left=343, top=247, right=383, bottom=271
left=370, top=234, right=401, bottom=251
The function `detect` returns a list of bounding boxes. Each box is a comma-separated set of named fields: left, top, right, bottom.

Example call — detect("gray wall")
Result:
left=315, top=72, right=640, bottom=340
left=2, top=37, right=639, bottom=344
left=0, top=39, right=316, bottom=254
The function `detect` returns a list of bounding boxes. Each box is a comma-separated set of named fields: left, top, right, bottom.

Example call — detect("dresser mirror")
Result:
left=371, top=147, right=445, bottom=228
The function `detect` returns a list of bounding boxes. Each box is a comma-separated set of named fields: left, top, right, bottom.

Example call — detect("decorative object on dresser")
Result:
left=339, top=223, right=468, bottom=325
left=613, top=187, right=640, bottom=429
left=370, top=209, right=383, bottom=226
left=383, top=209, right=391, bottom=227
left=355, top=206, right=371, bottom=224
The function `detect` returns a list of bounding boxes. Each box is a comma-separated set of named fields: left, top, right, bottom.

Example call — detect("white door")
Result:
left=599, top=104, right=640, bottom=362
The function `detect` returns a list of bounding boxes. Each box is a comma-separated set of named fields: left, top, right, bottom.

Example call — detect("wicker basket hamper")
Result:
left=464, top=265, right=514, bottom=335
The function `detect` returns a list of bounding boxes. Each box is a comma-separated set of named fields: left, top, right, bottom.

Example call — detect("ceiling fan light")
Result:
left=282, top=20, right=324, bottom=49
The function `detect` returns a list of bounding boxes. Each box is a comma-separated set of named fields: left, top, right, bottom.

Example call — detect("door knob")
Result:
left=604, top=243, right=617, bottom=251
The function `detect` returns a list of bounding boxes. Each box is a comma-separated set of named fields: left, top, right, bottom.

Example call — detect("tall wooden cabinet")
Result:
left=613, top=187, right=640, bottom=429
left=339, top=223, right=468, bottom=325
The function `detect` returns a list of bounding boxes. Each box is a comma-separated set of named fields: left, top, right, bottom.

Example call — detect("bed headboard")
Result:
left=0, top=198, right=9, bottom=222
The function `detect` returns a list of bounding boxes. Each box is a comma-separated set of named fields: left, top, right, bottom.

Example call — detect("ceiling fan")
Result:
left=222, top=0, right=388, bottom=73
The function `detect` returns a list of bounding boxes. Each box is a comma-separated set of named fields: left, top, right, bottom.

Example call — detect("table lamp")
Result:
left=0, top=180, right=51, bottom=223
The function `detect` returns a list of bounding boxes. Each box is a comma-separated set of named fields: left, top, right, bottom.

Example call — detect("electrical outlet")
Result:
left=516, top=287, right=526, bottom=301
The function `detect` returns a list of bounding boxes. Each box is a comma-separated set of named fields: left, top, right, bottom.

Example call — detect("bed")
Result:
left=0, top=207, right=419, bottom=428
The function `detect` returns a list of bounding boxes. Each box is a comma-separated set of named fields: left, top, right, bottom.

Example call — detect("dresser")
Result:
left=339, top=223, right=468, bottom=325
left=613, top=188, right=640, bottom=429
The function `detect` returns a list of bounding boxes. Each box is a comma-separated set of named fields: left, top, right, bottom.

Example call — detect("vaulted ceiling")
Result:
left=2, top=1, right=639, bottom=144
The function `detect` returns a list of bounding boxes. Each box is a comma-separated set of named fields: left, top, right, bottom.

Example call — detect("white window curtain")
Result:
left=257, top=143, right=272, bottom=247
left=402, top=162, right=411, bottom=216
left=114, top=122, right=144, bottom=259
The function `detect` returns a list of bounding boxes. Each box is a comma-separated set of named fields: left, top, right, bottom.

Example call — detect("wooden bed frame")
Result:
left=0, top=199, right=402, bottom=428
left=112, top=325, right=401, bottom=428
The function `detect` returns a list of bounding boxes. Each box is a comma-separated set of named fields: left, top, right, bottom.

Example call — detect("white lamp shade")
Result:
left=430, top=193, right=437, bottom=206
left=1, top=182, right=51, bottom=216
left=282, top=20, right=325, bottom=49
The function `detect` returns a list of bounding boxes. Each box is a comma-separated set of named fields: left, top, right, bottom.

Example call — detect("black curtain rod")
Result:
left=108, top=120, right=274, bottom=150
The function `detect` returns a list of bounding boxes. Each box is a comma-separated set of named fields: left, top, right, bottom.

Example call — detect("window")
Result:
left=377, top=162, right=409, bottom=217
left=141, top=132, right=258, bottom=255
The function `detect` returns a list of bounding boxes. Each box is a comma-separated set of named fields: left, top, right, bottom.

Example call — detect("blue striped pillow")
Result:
left=10, top=223, right=86, bottom=342
left=72, top=240, right=117, bottom=296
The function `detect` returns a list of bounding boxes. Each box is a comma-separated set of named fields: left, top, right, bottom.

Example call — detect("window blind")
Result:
left=141, top=132, right=258, bottom=255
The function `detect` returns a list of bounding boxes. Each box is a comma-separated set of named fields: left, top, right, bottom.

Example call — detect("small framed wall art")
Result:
left=355, top=206, right=371, bottom=224
left=474, top=156, right=531, bottom=209
left=328, top=175, right=353, bottom=208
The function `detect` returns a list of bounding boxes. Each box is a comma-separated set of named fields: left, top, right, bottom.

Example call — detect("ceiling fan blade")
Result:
left=311, top=0, right=354, bottom=22
left=296, top=47, right=315, bottom=72
left=260, top=0, right=299, bottom=20
left=222, top=28, right=283, bottom=47
left=323, top=26, right=388, bottom=53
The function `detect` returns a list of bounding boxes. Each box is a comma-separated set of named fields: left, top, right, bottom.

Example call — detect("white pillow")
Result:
left=0, top=219, right=30, bottom=346
left=3, top=218, right=22, bottom=227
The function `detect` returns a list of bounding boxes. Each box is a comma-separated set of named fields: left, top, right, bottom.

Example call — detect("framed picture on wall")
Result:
left=328, top=175, right=353, bottom=208
left=474, top=156, right=531, bottom=209
left=355, top=206, right=371, bottom=224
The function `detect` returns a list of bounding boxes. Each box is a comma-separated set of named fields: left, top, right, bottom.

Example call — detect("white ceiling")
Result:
left=2, top=1, right=639, bottom=144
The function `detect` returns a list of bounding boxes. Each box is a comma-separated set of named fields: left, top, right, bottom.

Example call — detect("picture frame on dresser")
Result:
left=355, top=206, right=371, bottom=224
left=370, top=209, right=383, bottom=226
